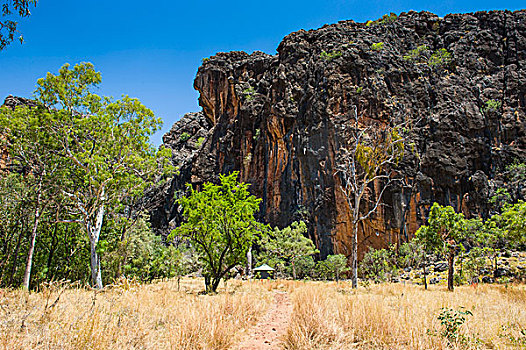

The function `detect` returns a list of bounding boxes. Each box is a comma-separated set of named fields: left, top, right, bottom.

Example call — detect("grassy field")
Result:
left=1, top=278, right=525, bottom=349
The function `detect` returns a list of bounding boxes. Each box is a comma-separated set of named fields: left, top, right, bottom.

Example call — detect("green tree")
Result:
left=0, top=0, right=37, bottom=49
left=257, top=221, right=318, bottom=279
left=415, top=203, right=466, bottom=291
left=34, top=62, right=172, bottom=289
left=358, top=247, right=397, bottom=283
left=170, top=172, right=264, bottom=293
left=321, top=254, right=349, bottom=282
left=0, top=102, right=65, bottom=289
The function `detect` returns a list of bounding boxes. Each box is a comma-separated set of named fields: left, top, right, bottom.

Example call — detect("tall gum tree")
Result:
left=334, top=106, right=407, bottom=288
left=35, top=63, right=172, bottom=288
left=0, top=103, right=64, bottom=289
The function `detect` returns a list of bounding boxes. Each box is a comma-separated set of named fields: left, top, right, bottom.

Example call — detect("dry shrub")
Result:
left=283, top=281, right=526, bottom=349
left=0, top=278, right=272, bottom=350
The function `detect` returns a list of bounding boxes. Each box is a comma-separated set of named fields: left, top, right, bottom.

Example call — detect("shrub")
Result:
left=437, top=307, right=473, bottom=344
left=484, top=99, right=502, bottom=112
left=195, top=136, right=205, bottom=148
left=320, top=50, right=342, bottom=60
left=403, top=44, right=429, bottom=61
left=179, top=132, right=191, bottom=142
left=202, top=57, right=209, bottom=64
left=243, top=87, right=256, bottom=101
left=371, top=42, right=384, bottom=51
left=427, top=48, right=452, bottom=67
left=366, top=13, right=398, bottom=26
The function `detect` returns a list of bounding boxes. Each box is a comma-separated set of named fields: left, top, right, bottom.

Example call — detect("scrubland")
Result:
left=1, top=278, right=525, bottom=349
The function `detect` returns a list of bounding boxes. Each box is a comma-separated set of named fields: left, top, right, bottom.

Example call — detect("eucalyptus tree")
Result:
left=258, top=221, right=318, bottom=279
left=334, top=106, right=406, bottom=288
left=0, top=0, right=37, bottom=49
left=34, top=62, right=172, bottom=288
left=0, top=102, right=65, bottom=289
left=415, top=203, right=466, bottom=291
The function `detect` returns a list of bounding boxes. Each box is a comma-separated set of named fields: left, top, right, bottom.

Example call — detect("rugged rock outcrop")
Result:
left=151, top=10, right=526, bottom=258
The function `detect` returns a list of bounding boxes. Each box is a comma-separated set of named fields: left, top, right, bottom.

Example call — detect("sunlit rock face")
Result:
left=150, top=10, right=526, bottom=258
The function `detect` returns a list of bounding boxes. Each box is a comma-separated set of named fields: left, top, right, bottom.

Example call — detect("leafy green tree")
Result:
left=0, top=0, right=37, bottom=50
left=257, top=221, right=318, bottom=279
left=315, top=254, right=349, bottom=281
left=102, top=215, right=191, bottom=285
left=415, top=203, right=466, bottom=291
left=34, top=62, right=172, bottom=289
left=170, top=172, right=264, bottom=293
left=0, top=102, right=66, bottom=289
left=358, top=247, right=398, bottom=283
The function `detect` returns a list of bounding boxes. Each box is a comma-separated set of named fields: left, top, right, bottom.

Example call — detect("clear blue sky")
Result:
left=0, top=0, right=523, bottom=145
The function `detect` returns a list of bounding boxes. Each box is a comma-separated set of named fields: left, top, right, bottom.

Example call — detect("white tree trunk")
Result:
left=22, top=190, right=42, bottom=290
left=88, top=197, right=105, bottom=289
left=351, top=220, right=359, bottom=289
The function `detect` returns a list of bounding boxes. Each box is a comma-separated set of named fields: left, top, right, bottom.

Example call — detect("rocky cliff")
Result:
left=150, top=10, right=526, bottom=258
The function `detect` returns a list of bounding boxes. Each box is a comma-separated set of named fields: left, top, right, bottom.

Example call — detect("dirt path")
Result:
left=233, top=291, right=292, bottom=350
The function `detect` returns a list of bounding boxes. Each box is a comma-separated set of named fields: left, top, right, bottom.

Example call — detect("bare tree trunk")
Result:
left=423, top=259, right=428, bottom=290
left=447, top=247, right=455, bottom=291
left=351, top=220, right=359, bottom=289
left=23, top=188, right=43, bottom=290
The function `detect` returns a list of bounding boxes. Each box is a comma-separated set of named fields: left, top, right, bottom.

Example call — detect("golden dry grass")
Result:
left=2, top=279, right=526, bottom=349
left=0, top=278, right=273, bottom=350
left=283, top=281, right=526, bottom=349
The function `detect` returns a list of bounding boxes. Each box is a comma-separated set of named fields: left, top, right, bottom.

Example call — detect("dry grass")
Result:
left=2, top=278, right=526, bottom=349
left=0, top=278, right=272, bottom=350
left=283, top=282, right=526, bottom=349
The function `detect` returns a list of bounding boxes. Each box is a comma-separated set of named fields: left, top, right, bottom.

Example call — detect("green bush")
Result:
left=484, top=99, right=502, bottom=112
left=320, top=50, right=342, bottom=60
left=403, top=45, right=429, bottom=61
left=366, top=13, right=398, bottom=26
left=427, top=48, right=452, bottom=67
left=243, top=86, right=256, bottom=101
left=371, top=42, right=384, bottom=51
left=195, top=136, right=205, bottom=148
left=179, top=132, right=191, bottom=142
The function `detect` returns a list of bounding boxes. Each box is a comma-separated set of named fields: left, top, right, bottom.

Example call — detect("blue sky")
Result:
left=0, top=0, right=523, bottom=145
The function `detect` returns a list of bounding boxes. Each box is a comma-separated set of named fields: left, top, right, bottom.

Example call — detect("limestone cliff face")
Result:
left=152, top=10, right=526, bottom=258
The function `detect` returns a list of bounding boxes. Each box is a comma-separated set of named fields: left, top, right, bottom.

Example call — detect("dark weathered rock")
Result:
left=150, top=10, right=526, bottom=258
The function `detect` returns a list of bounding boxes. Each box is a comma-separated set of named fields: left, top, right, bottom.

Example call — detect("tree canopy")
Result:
left=170, top=172, right=265, bottom=293
left=0, top=0, right=37, bottom=49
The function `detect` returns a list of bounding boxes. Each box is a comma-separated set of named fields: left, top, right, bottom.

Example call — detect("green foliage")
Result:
left=253, top=128, right=260, bottom=141
left=195, top=136, right=205, bottom=148
left=315, top=254, right=349, bottom=281
left=201, top=57, right=210, bottom=64
left=359, top=247, right=398, bottom=282
left=257, top=221, right=318, bottom=279
left=102, top=216, right=192, bottom=283
left=366, top=13, right=397, bottom=26
left=484, top=99, right=502, bottom=112
left=0, top=62, right=172, bottom=289
left=243, top=86, right=256, bottom=101
left=320, top=50, right=342, bottom=60
left=170, top=172, right=265, bottom=293
left=415, top=203, right=467, bottom=290
left=0, top=0, right=37, bottom=50
left=403, top=45, right=429, bottom=61
left=437, top=307, right=473, bottom=344
left=370, top=42, right=384, bottom=51
left=179, top=132, right=191, bottom=142
left=427, top=48, right=452, bottom=67
left=356, top=86, right=363, bottom=94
